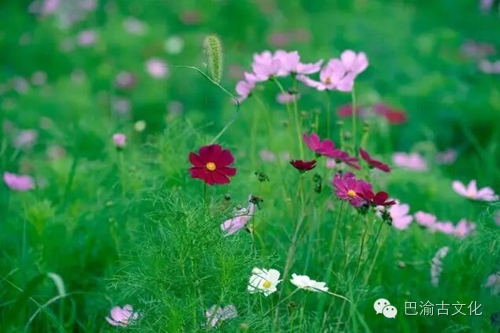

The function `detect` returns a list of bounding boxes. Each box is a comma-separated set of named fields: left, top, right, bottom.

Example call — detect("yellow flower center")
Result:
left=206, top=162, right=216, bottom=171
left=347, top=189, right=356, bottom=197
left=262, top=281, right=272, bottom=288
left=325, top=77, right=332, bottom=85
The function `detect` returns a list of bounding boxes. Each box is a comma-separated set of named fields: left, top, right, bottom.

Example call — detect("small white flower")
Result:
left=248, top=268, right=281, bottom=296
left=290, top=273, right=329, bottom=292
left=134, top=120, right=146, bottom=132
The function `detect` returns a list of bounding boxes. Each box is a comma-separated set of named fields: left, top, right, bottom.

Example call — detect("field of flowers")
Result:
left=1, top=0, right=500, bottom=332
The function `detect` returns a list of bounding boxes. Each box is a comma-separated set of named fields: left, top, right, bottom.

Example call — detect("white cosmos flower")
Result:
left=248, top=268, right=281, bottom=296
left=290, top=273, right=329, bottom=292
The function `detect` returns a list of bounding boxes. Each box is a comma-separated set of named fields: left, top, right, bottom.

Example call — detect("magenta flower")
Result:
left=452, top=180, right=498, bottom=201
left=392, top=152, right=427, bottom=171
left=430, top=246, right=449, bottom=287
left=105, top=304, right=138, bottom=327
left=332, top=172, right=371, bottom=207
left=205, top=304, right=237, bottom=327
left=387, top=200, right=413, bottom=230
left=414, top=211, right=437, bottom=228
left=372, top=103, right=407, bottom=124
left=302, top=133, right=336, bottom=157
left=146, top=58, right=168, bottom=79
left=221, top=197, right=256, bottom=236
left=326, top=149, right=360, bottom=170
left=359, top=148, right=390, bottom=172
left=3, top=172, right=35, bottom=191
left=112, top=133, right=126, bottom=149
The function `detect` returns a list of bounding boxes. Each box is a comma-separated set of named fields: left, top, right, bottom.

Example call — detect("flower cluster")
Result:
left=234, top=49, right=368, bottom=102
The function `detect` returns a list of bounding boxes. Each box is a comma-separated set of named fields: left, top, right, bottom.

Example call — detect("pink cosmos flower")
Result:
left=298, top=59, right=353, bottom=92
left=485, top=273, right=500, bottom=294
left=392, top=152, right=428, bottom=171
left=339, top=50, right=369, bottom=76
left=146, top=58, right=168, bottom=79
left=77, top=30, right=96, bottom=46
left=387, top=200, right=413, bottom=230
left=276, top=92, right=299, bottom=104
left=430, top=246, right=449, bottom=287
left=205, top=304, right=237, bottom=327
left=3, top=172, right=35, bottom=191
left=452, top=180, right=498, bottom=201
left=414, top=211, right=437, bottom=228
left=436, top=149, right=457, bottom=165
left=303, top=133, right=336, bottom=157
left=14, top=130, right=38, bottom=148
left=453, top=219, right=476, bottom=238
left=325, top=158, right=337, bottom=169
left=112, top=133, right=126, bottom=149
left=106, top=304, right=138, bottom=327
left=221, top=197, right=256, bottom=236
left=430, top=221, right=455, bottom=235
left=332, top=172, right=371, bottom=207
left=115, top=71, right=137, bottom=90
left=235, top=80, right=255, bottom=102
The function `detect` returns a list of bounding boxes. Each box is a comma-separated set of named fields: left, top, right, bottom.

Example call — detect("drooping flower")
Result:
left=452, top=180, right=498, bottom=201
left=290, top=159, right=316, bottom=172
left=303, top=133, right=336, bottom=157
left=189, top=145, right=237, bottom=186
left=359, top=148, right=391, bottom=172
left=248, top=268, right=281, bottom=296
left=357, top=188, right=395, bottom=207
left=332, top=172, right=371, bottom=207
left=106, top=304, right=139, bottom=327
left=290, top=274, right=329, bottom=292
left=3, top=172, right=35, bottom=191
left=485, top=273, right=500, bottom=295
left=326, top=149, right=360, bottom=170
left=430, top=247, right=449, bottom=287
left=112, top=133, right=126, bottom=149
left=414, top=211, right=438, bottom=228
left=221, top=197, right=256, bottom=236
left=205, top=304, right=237, bottom=327
left=387, top=200, right=413, bottom=230
left=146, top=58, right=168, bottom=78
left=392, top=152, right=427, bottom=171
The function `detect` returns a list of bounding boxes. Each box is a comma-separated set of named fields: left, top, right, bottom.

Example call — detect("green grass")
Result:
left=1, top=0, right=500, bottom=332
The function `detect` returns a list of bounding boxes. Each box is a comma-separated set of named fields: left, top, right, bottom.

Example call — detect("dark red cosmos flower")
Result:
left=359, top=148, right=391, bottom=173
left=290, top=159, right=316, bottom=172
left=326, top=149, right=360, bottom=170
left=303, top=133, right=336, bottom=156
left=189, top=144, right=236, bottom=185
left=356, top=188, right=395, bottom=207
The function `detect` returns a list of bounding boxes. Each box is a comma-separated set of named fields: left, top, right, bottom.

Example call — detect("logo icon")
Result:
left=374, top=298, right=397, bottom=319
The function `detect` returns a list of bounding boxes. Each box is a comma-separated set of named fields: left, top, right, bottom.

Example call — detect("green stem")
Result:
left=292, top=78, right=304, bottom=159
left=353, top=217, right=369, bottom=281
left=62, top=155, right=79, bottom=208
left=359, top=219, right=385, bottom=282
left=326, top=91, right=331, bottom=137
left=351, top=86, right=357, bottom=155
